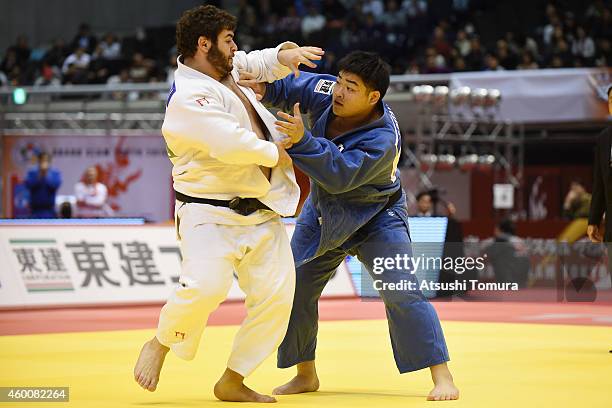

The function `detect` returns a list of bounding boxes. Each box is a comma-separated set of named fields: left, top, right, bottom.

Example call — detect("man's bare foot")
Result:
left=427, top=362, right=459, bottom=401
left=214, top=368, right=276, bottom=403
left=272, top=375, right=320, bottom=395
left=272, top=360, right=319, bottom=395
left=134, top=337, right=169, bottom=392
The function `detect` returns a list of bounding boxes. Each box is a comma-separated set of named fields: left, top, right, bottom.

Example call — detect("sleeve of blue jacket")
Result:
left=287, top=130, right=396, bottom=194
left=263, top=71, right=335, bottom=117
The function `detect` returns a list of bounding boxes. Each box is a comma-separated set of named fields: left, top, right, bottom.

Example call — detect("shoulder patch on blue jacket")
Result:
left=314, top=79, right=335, bottom=95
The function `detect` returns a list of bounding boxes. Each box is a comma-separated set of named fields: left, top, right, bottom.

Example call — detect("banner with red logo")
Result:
left=1, top=134, right=173, bottom=221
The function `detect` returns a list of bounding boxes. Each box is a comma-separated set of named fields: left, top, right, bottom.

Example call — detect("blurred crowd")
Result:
left=1, top=0, right=610, bottom=88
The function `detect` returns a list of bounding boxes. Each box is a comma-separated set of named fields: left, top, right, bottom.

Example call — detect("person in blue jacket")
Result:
left=239, top=51, right=459, bottom=401
left=24, top=152, right=62, bottom=218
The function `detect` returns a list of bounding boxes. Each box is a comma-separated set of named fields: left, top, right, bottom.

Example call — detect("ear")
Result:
left=368, top=90, right=381, bottom=106
left=198, top=36, right=211, bottom=54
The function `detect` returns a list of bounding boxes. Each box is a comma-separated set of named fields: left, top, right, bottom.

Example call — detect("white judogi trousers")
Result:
left=156, top=201, right=295, bottom=377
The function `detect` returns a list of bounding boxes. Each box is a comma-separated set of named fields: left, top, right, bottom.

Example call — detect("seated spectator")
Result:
left=380, top=0, right=406, bottom=31
left=107, top=69, right=138, bottom=101
left=466, top=36, right=485, bottom=70
left=128, top=52, right=152, bottom=82
left=75, top=166, right=113, bottom=218
left=43, top=39, right=68, bottom=70
left=363, top=0, right=385, bottom=19
left=496, top=39, right=518, bottom=69
left=594, top=38, right=611, bottom=67
left=24, top=152, right=62, bottom=218
left=94, top=33, right=122, bottom=60
left=572, top=26, right=596, bottom=61
left=71, top=23, right=97, bottom=53
left=277, top=5, right=302, bottom=37
left=301, top=5, right=326, bottom=40
left=62, top=46, right=91, bottom=83
left=33, top=63, right=61, bottom=86
left=6, top=35, right=31, bottom=71
left=431, top=25, right=452, bottom=59
left=484, top=54, right=504, bottom=71
left=517, top=51, right=539, bottom=70
left=455, top=29, right=471, bottom=57
left=452, top=56, right=468, bottom=72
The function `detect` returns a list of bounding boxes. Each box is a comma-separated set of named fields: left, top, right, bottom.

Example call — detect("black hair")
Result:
left=337, top=51, right=391, bottom=99
left=37, top=151, right=50, bottom=161
left=176, top=5, right=237, bottom=58
left=416, top=191, right=431, bottom=201
left=498, top=218, right=516, bottom=235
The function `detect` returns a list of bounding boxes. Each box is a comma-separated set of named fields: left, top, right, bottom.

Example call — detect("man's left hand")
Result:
left=275, top=103, right=304, bottom=144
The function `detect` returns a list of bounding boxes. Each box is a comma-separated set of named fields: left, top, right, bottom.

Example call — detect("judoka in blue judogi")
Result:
left=242, top=51, right=459, bottom=400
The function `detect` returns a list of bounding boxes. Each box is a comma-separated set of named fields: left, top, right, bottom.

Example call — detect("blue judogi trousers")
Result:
left=278, top=201, right=450, bottom=373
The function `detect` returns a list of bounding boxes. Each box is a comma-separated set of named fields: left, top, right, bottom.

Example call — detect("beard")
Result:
left=208, top=42, right=233, bottom=79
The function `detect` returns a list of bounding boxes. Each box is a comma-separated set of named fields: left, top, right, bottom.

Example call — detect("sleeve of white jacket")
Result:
left=233, top=42, right=298, bottom=83
left=169, top=91, right=279, bottom=167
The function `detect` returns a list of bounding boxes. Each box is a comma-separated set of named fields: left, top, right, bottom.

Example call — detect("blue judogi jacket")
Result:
left=263, top=72, right=403, bottom=267
left=24, top=166, right=62, bottom=217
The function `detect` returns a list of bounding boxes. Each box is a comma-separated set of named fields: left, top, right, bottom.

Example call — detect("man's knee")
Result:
left=175, top=267, right=231, bottom=304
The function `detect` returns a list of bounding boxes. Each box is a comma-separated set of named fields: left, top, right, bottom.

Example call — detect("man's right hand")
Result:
left=587, top=224, right=603, bottom=243
left=238, top=71, right=266, bottom=101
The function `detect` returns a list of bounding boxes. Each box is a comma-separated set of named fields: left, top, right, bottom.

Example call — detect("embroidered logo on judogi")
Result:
left=195, top=97, right=209, bottom=106
left=314, top=79, right=335, bottom=95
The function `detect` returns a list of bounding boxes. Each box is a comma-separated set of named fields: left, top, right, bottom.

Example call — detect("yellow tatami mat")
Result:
left=1, top=320, right=611, bottom=407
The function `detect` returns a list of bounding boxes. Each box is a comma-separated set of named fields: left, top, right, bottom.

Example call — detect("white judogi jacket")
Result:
left=162, top=43, right=301, bottom=225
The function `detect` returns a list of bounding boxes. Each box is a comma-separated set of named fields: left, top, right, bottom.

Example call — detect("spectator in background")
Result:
left=455, top=30, right=471, bottom=57
left=6, top=35, right=31, bottom=70
left=563, top=180, right=592, bottom=220
left=278, top=5, right=303, bottom=37
left=572, top=26, right=596, bottom=61
left=128, top=52, right=152, bottom=82
left=595, top=38, right=611, bottom=67
left=485, top=219, right=529, bottom=287
left=362, top=0, right=385, bottom=19
left=62, top=46, right=91, bottom=83
left=0, top=49, right=22, bottom=85
left=380, top=0, right=406, bottom=31
left=34, top=63, right=61, bottom=86
left=431, top=26, right=452, bottom=59
left=43, top=39, right=68, bottom=70
left=75, top=166, right=112, bottom=218
left=496, top=39, right=518, bottom=70
left=484, top=54, right=504, bottom=71
left=94, top=33, right=122, bottom=60
left=71, top=23, right=97, bottom=53
left=107, top=68, right=138, bottom=101
left=558, top=179, right=592, bottom=243
left=301, top=5, right=326, bottom=40
left=24, top=152, right=62, bottom=218
left=517, top=51, right=539, bottom=70
left=466, top=36, right=485, bottom=70
left=415, top=191, right=433, bottom=216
